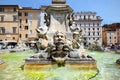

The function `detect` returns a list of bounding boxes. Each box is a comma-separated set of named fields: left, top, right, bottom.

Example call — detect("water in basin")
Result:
left=0, top=50, right=120, bottom=80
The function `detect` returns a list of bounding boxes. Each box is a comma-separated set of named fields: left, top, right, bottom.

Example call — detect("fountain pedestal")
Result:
left=45, top=1, right=73, bottom=41
left=46, top=0, right=72, bottom=29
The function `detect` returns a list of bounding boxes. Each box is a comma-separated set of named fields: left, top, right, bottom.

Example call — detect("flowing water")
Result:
left=0, top=50, right=120, bottom=80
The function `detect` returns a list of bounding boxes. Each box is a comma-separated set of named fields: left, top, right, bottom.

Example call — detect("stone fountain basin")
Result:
left=24, top=58, right=97, bottom=71
left=0, top=59, right=6, bottom=69
left=0, top=59, right=4, bottom=64
left=116, top=58, right=120, bottom=65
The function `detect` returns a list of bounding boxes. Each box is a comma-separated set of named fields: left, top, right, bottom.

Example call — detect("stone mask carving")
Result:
left=53, top=31, right=66, bottom=45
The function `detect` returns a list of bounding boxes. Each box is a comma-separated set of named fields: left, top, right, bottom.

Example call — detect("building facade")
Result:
left=0, top=5, right=19, bottom=42
left=18, top=7, right=41, bottom=42
left=0, top=5, right=103, bottom=47
left=73, top=12, right=103, bottom=47
left=102, top=23, right=120, bottom=46
left=106, top=30, right=117, bottom=46
left=0, top=5, right=44, bottom=44
left=116, top=24, right=120, bottom=45
left=102, top=27, right=107, bottom=46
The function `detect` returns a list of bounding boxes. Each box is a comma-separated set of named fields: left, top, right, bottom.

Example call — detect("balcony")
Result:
left=0, top=30, right=18, bottom=35
left=0, top=10, right=18, bottom=13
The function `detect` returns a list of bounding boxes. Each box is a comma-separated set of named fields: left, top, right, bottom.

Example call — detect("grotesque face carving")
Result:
left=53, top=31, right=66, bottom=44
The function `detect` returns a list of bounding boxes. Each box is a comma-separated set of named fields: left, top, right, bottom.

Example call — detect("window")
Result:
left=25, top=34, right=28, bottom=38
left=0, top=8, right=4, bottom=12
left=93, top=23, right=95, bottom=26
left=19, top=26, right=22, bottom=29
left=80, top=24, right=81, bottom=26
left=18, top=12, right=22, bottom=16
left=84, top=23, right=86, bottom=27
left=110, top=40, right=111, bottom=43
left=88, top=28, right=90, bottom=30
left=88, top=23, right=90, bottom=26
left=5, top=39, right=7, bottom=41
left=29, top=14, right=33, bottom=20
left=84, top=28, right=86, bottom=30
left=13, top=37, right=15, bottom=40
left=93, top=38, right=95, bottom=40
left=24, top=12, right=28, bottom=16
left=84, top=38, right=86, bottom=41
left=88, top=32, right=90, bottom=36
left=13, top=16, right=17, bottom=21
left=13, top=27, right=17, bottom=33
left=29, top=21, right=32, bottom=26
left=30, top=30, right=32, bottom=34
left=0, top=27, right=5, bottom=34
left=88, top=15, right=90, bottom=20
left=13, top=8, right=16, bottom=12
left=0, top=16, right=4, bottom=21
left=97, top=38, right=99, bottom=40
left=20, top=19, right=22, bottom=23
left=98, top=32, right=100, bottom=36
left=75, top=24, right=77, bottom=26
left=84, top=15, right=86, bottom=20
left=110, top=37, right=111, bottom=39
left=93, top=32, right=95, bottom=36
left=25, top=26, right=28, bottom=30
left=26, top=19, right=28, bottom=23
left=75, top=15, right=77, bottom=19
left=97, top=28, right=99, bottom=31
left=79, top=15, right=81, bottom=20
left=37, top=15, right=41, bottom=20
left=19, top=34, right=22, bottom=38
left=97, top=23, right=99, bottom=26
left=93, top=28, right=95, bottom=30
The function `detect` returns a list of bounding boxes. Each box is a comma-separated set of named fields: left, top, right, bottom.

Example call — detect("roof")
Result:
left=19, top=7, right=40, bottom=10
left=0, top=5, right=19, bottom=7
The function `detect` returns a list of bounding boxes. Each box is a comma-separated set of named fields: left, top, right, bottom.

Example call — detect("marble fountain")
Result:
left=24, top=0, right=97, bottom=70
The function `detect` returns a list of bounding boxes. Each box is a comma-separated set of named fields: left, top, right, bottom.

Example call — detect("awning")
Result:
left=26, top=41, right=36, bottom=44
left=0, top=40, right=17, bottom=44
left=30, top=41, right=36, bottom=43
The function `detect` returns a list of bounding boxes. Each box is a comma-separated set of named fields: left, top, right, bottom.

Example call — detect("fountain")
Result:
left=0, top=59, right=4, bottom=65
left=116, top=58, right=120, bottom=65
left=24, top=0, right=97, bottom=70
